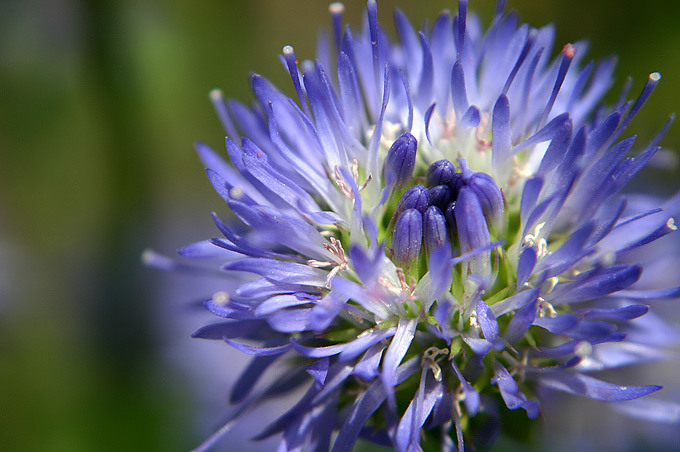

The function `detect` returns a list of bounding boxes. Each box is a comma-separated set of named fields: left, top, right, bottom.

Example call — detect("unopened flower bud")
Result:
left=426, top=159, right=456, bottom=187
left=396, top=184, right=430, bottom=214
left=393, top=208, right=423, bottom=266
left=468, top=172, right=505, bottom=230
left=429, top=184, right=452, bottom=211
left=383, top=132, right=418, bottom=187
left=423, top=205, right=449, bottom=252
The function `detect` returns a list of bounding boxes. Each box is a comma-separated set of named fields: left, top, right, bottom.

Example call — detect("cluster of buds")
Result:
left=387, top=134, right=505, bottom=277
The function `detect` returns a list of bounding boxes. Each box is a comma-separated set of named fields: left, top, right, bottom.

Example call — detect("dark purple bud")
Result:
left=445, top=201, right=457, bottom=238
left=468, top=172, right=505, bottom=229
left=423, top=206, right=449, bottom=252
left=429, top=184, right=452, bottom=211
left=426, top=159, right=456, bottom=187
left=393, top=209, right=423, bottom=266
left=455, top=186, right=491, bottom=279
left=397, top=184, right=430, bottom=214
left=384, top=132, right=418, bottom=187
left=449, top=172, right=464, bottom=199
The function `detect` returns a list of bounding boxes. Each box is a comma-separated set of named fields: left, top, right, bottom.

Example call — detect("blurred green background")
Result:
left=1, top=0, right=679, bottom=451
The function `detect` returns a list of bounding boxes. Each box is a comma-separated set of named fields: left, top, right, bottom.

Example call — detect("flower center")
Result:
left=387, top=144, right=505, bottom=285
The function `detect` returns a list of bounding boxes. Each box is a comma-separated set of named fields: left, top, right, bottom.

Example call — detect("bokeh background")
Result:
left=1, top=0, right=679, bottom=451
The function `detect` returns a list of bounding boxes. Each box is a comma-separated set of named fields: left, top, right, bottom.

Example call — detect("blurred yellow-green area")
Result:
left=1, top=1, right=679, bottom=451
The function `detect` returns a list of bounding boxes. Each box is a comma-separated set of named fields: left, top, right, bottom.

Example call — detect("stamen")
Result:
left=469, top=312, right=480, bottom=328
left=537, top=298, right=556, bottom=317
left=523, top=222, right=548, bottom=258
left=318, top=237, right=349, bottom=288
left=422, top=346, right=448, bottom=381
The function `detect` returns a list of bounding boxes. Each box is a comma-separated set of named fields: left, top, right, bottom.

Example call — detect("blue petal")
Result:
left=491, top=94, right=511, bottom=175
left=517, top=246, right=537, bottom=289
left=382, top=318, right=418, bottom=411
left=223, top=339, right=292, bottom=357
left=539, top=372, right=661, bottom=401
left=519, top=177, right=543, bottom=225
left=332, top=357, right=420, bottom=452
left=223, top=258, right=327, bottom=286
left=338, top=326, right=397, bottom=362
left=476, top=299, right=499, bottom=342
left=255, top=293, right=316, bottom=316
left=352, top=344, right=385, bottom=382
left=450, top=360, right=480, bottom=415
left=617, top=285, right=680, bottom=300
left=395, top=370, right=444, bottom=452
left=230, top=354, right=279, bottom=403
left=492, top=288, right=540, bottom=317
left=451, top=60, right=469, bottom=120
left=191, top=320, right=263, bottom=340
left=492, top=363, right=539, bottom=418
left=309, top=292, right=347, bottom=332
left=427, top=246, right=454, bottom=302
left=504, top=300, right=537, bottom=344
left=546, top=265, right=642, bottom=305
left=581, top=304, right=649, bottom=321
left=306, top=357, right=330, bottom=388
left=266, top=308, right=311, bottom=333
left=534, top=315, right=579, bottom=334
left=613, top=398, right=680, bottom=423
left=232, top=278, right=310, bottom=301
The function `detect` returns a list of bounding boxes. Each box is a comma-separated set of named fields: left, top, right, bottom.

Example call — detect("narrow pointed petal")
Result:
left=539, top=372, right=661, bottom=401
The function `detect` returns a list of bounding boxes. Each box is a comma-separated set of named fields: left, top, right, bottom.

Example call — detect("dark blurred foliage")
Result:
left=0, top=1, right=678, bottom=451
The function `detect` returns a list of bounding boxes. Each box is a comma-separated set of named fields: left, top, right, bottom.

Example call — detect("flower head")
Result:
left=148, top=1, right=680, bottom=451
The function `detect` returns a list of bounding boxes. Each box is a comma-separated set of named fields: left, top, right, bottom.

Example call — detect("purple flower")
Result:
left=147, top=1, right=680, bottom=451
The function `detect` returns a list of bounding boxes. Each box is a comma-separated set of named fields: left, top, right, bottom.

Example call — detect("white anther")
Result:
left=229, top=186, right=244, bottom=200
left=600, top=251, right=617, bottom=267
left=574, top=341, right=593, bottom=358
left=212, top=291, right=229, bottom=305
left=544, top=277, right=559, bottom=294
left=537, top=298, right=556, bottom=318
left=667, top=217, right=677, bottom=231
left=209, top=89, right=224, bottom=101
left=523, top=222, right=548, bottom=258
left=329, top=2, right=345, bottom=14
left=469, top=312, right=480, bottom=329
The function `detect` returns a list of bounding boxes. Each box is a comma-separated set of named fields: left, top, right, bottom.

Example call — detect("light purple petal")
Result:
left=223, top=339, right=292, bottom=357
left=612, top=398, right=680, bottom=423
left=539, top=372, right=661, bottom=401
left=492, top=363, right=539, bottom=418
left=306, top=357, right=330, bottom=388
left=223, top=258, right=327, bottom=286
left=381, top=318, right=418, bottom=411
left=338, top=326, right=397, bottom=362
left=266, top=308, right=311, bottom=333
left=476, top=299, right=499, bottom=342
